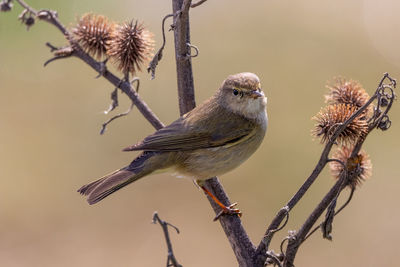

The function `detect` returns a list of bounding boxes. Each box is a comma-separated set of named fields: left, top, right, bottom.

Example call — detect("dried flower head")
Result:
left=325, top=78, right=372, bottom=114
left=107, top=20, right=154, bottom=75
left=329, top=146, right=372, bottom=189
left=72, top=13, right=115, bottom=59
left=312, top=104, right=368, bottom=144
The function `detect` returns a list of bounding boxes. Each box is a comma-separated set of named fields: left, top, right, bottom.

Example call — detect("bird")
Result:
left=78, top=72, right=268, bottom=219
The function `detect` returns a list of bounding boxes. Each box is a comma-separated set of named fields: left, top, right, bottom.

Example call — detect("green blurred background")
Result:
left=1, top=0, right=399, bottom=266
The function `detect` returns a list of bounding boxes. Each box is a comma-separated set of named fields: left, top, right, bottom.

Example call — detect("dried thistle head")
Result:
left=107, top=20, right=154, bottom=76
left=325, top=78, right=372, bottom=115
left=329, top=146, right=372, bottom=189
left=312, top=104, right=368, bottom=144
left=72, top=13, right=115, bottom=59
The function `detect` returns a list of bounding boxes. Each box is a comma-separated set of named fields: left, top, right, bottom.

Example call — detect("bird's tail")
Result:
left=78, top=151, right=160, bottom=205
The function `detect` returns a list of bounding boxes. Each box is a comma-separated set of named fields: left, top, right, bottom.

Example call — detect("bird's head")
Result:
left=218, top=72, right=267, bottom=120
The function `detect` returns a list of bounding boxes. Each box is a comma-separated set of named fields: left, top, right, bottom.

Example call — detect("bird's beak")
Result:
left=249, top=90, right=263, bottom=99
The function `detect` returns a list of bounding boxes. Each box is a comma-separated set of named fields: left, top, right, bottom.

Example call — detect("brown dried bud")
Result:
left=18, top=9, right=35, bottom=30
left=329, top=146, right=372, bottom=189
left=312, top=104, right=368, bottom=144
left=25, top=16, right=35, bottom=27
left=325, top=78, right=372, bottom=115
left=107, top=20, right=154, bottom=75
left=0, top=0, right=13, bottom=12
left=72, top=13, right=115, bottom=59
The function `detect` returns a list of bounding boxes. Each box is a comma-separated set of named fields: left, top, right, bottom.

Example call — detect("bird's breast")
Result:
left=177, top=123, right=266, bottom=180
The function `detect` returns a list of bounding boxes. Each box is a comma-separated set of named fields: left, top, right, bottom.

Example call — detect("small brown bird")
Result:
left=78, top=72, right=267, bottom=217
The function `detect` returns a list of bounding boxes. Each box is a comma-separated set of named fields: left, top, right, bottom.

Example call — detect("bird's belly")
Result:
left=177, top=130, right=265, bottom=180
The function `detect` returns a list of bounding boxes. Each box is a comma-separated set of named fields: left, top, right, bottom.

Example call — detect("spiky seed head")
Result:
left=329, top=146, right=372, bottom=189
left=107, top=20, right=154, bottom=75
left=312, top=104, right=368, bottom=144
left=325, top=78, right=372, bottom=115
left=73, top=13, right=115, bottom=59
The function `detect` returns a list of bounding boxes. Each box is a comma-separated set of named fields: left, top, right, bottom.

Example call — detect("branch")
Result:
left=152, top=212, right=183, bottom=267
left=14, top=0, right=164, bottom=131
left=303, top=187, right=354, bottom=242
left=283, top=173, right=347, bottom=266
left=171, top=0, right=257, bottom=266
left=172, top=0, right=196, bottom=113
left=191, top=0, right=208, bottom=8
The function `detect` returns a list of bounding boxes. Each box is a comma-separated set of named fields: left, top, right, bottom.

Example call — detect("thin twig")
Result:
left=152, top=212, right=183, bottom=267
left=43, top=54, right=72, bottom=66
left=191, top=0, right=208, bottom=8
left=100, top=102, right=135, bottom=135
left=100, top=77, right=140, bottom=134
left=303, top=188, right=355, bottom=242
left=283, top=172, right=347, bottom=266
left=148, top=13, right=174, bottom=80
left=104, top=88, right=119, bottom=115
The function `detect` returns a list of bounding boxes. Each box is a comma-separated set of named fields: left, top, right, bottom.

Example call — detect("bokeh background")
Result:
left=1, top=0, right=399, bottom=266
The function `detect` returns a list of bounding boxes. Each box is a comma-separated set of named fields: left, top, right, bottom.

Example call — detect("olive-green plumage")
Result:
left=78, top=72, right=268, bottom=204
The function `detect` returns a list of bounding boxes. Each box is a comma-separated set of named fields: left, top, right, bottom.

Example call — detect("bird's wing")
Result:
left=123, top=114, right=255, bottom=152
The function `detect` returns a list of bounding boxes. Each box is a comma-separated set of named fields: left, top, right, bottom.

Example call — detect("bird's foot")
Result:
left=213, top=202, right=242, bottom=221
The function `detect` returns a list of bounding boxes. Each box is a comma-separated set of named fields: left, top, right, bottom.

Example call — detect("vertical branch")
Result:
left=172, top=0, right=196, bottom=113
left=171, top=0, right=256, bottom=266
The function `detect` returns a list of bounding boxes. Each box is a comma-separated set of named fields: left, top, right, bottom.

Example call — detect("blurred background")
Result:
left=1, top=0, right=399, bottom=266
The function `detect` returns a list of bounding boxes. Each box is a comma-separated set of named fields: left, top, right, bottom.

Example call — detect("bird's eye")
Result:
left=233, top=89, right=239, bottom=96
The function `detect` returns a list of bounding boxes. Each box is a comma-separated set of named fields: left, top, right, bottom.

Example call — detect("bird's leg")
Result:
left=199, top=184, right=242, bottom=221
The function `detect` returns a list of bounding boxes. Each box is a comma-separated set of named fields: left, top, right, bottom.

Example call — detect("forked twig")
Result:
left=100, top=78, right=140, bottom=134
left=303, top=188, right=355, bottom=242
left=152, top=212, right=182, bottom=267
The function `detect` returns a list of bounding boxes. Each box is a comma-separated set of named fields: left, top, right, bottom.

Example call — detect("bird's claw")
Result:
left=213, top=202, right=242, bottom=221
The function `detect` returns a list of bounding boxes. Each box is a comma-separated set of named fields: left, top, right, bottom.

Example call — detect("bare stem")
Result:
left=283, top=174, right=347, bottom=266
left=172, top=0, right=196, bottom=113
left=152, top=212, right=183, bottom=267
left=191, top=0, right=208, bottom=8
left=303, top=188, right=354, bottom=242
